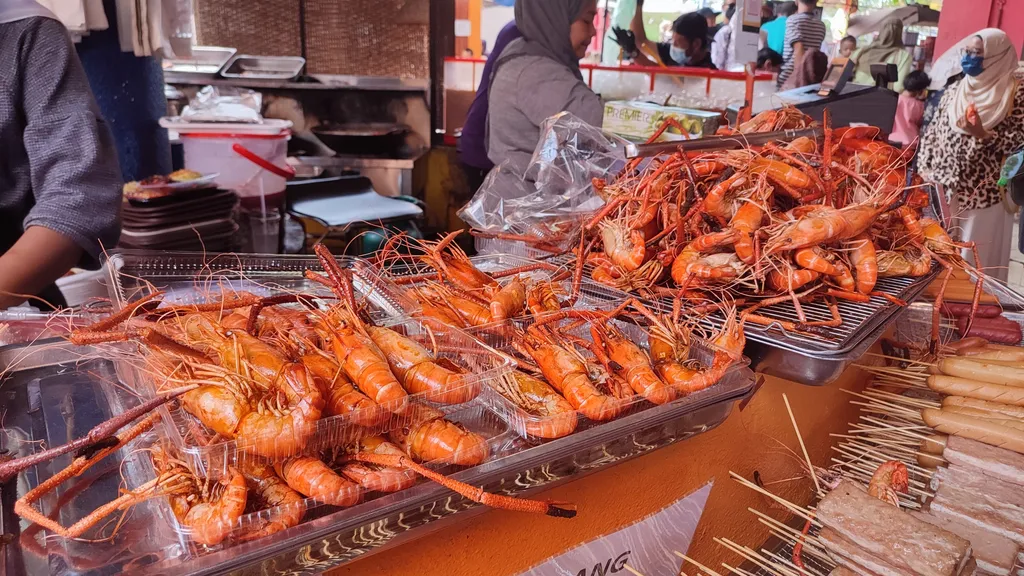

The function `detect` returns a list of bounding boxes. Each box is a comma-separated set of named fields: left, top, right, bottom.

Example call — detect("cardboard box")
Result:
left=603, top=101, right=721, bottom=142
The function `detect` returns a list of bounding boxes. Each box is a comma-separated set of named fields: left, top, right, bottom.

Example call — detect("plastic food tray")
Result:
left=164, top=396, right=515, bottom=548
left=104, top=250, right=417, bottom=324
left=0, top=338, right=755, bottom=575
left=383, top=252, right=634, bottom=330
left=114, top=316, right=513, bottom=478
left=471, top=318, right=751, bottom=439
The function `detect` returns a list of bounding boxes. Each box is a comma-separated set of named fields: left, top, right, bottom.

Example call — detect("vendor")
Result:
left=850, top=18, right=912, bottom=92
left=487, top=0, right=602, bottom=178
left=918, top=29, right=1024, bottom=283
left=631, top=3, right=714, bottom=69
left=458, top=20, right=522, bottom=192
left=0, top=1, right=121, bottom=310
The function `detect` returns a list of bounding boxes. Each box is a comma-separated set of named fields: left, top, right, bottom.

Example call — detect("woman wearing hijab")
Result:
left=918, top=29, right=1024, bottom=282
left=0, top=0, right=121, bottom=309
left=487, top=0, right=602, bottom=180
left=850, top=17, right=912, bottom=92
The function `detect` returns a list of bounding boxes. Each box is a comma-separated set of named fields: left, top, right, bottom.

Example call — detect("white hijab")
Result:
left=946, top=28, right=1020, bottom=134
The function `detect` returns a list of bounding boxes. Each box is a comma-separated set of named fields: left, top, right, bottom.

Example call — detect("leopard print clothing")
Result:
left=918, top=79, right=1024, bottom=211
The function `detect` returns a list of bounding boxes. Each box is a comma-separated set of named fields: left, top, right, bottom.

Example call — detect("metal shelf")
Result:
left=163, top=73, right=430, bottom=94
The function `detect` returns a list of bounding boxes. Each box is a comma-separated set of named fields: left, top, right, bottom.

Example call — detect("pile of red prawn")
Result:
left=575, top=107, right=985, bottom=346
left=373, top=234, right=748, bottom=440
left=9, top=245, right=576, bottom=549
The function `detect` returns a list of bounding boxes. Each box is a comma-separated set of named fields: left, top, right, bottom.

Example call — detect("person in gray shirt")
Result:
left=486, top=0, right=603, bottom=180
left=0, top=2, right=121, bottom=309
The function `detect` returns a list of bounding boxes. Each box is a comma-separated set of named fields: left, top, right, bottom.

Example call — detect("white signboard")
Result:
left=733, top=0, right=763, bottom=66
left=519, top=481, right=714, bottom=576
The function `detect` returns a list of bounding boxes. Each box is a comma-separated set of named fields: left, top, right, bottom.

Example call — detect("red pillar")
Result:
left=935, top=0, right=1024, bottom=57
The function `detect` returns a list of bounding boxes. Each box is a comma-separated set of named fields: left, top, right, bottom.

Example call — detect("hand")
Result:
left=957, top=110, right=988, bottom=139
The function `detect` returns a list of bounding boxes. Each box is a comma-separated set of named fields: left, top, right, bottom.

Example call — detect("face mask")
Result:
left=961, top=54, right=984, bottom=77
left=670, top=45, right=690, bottom=65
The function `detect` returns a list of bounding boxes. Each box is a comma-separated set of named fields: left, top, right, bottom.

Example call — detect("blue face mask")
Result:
left=670, top=45, right=690, bottom=65
left=961, top=54, right=984, bottom=77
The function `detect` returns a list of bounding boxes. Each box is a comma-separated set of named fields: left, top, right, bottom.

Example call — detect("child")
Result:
left=756, top=47, right=783, bottom=73
left=889, top=70, right=931, bottom=148
left=839, top=35, right=857, bottom=58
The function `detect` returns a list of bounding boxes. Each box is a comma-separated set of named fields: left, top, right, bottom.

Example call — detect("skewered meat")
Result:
left=912, top=509, right=1020, bottom=576
left=944, top=435, right=1024, bottom=485
left=817, top=480, right=973, bottom=576
left=931, top=479, right=1024, bottom=546
left=932, top=466, right=1024, bottom=515
left=819, top=526, right=914, bottom=576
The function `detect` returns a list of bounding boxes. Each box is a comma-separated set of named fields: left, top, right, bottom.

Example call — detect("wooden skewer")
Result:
left=854, top=365, right=928, bottom=380
left=851, top=402, right=922, bottom=421
left=854, top=412, right=923, bottom=428
left=729, top=471, right=818, bottom=524
left=834, top=442, right=935, bottom=484
left=860, top=379, right=927, bottom=390
left=838, top=436, right=944, bottom=464
left=674, top=551, right=725, bottom=576
left=859, top=417, right=933, bottom=440
left=762, top=548, right=827, bottom=576
left=622, top=564, right=645, bottom=576
left=722, top=562, right=762, bottom=576
left=747, top=508, right=824, bottom=548
left=850, top=400, right=921, bottom=420
left=853, top=393, right=931, bottom=417
left=830, top=432, right=918, bottom=446
left=716, top=537, right=799, bottom=576
left=862, top=389, right=939, bottom=409
left=758, top=522, right=833, bottom=566
left=828, top=456, right=932, bottom=500
left=783, top=393, right=822, bottom=496
left=861, top=352, right=936, bottom=366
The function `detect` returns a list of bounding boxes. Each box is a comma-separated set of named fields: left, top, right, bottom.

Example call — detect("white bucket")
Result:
left=179, top=131, right=291, bottom=200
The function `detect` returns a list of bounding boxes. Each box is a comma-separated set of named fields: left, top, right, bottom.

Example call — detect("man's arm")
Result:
left=6, top=18, right=122, bottom=307
left=0, top=228, right=82, bottom=309
left=630, top=0, right=652, bottom=51
left=629, top=0, right=660, bottom=66
left=792, top=40, right=806, bottom=64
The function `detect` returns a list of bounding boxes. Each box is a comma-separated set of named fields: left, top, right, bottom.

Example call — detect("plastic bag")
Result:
left=180, top=85, right=263, bottom=123
left=458, top=112, right=631, bottom=248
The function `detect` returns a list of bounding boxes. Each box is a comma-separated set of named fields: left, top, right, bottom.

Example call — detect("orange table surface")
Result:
left=329, top=368, right=868, bottom=576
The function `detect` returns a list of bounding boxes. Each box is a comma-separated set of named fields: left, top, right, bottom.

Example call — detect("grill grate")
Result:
left=541, top=253, right=936, bottom=356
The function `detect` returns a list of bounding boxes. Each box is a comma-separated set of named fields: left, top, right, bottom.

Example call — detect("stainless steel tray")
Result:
left=104, top=250, right=415, bottom=324
left=163, top=46, right=237, bottom=79
left=221, top=55, right=305, bottom=80
left=531, top=182, right=948, bottom=385
left=537, top=251, right=935, bottom=385
left=0, top=335, right=755, bottom=575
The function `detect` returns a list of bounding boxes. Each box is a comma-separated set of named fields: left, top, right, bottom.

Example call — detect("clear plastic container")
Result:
left=105, top=250, right=418, bottom=324
left=471, top=318, right=751, bottom=440
left=161, top=395, right=515, bottom=548
left=118, top=316, right=513, bottom=478
left=384, top=253, right=633, bottom=330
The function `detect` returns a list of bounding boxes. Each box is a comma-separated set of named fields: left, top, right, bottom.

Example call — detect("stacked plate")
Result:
left=120, top=188, right=239, bottom=252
